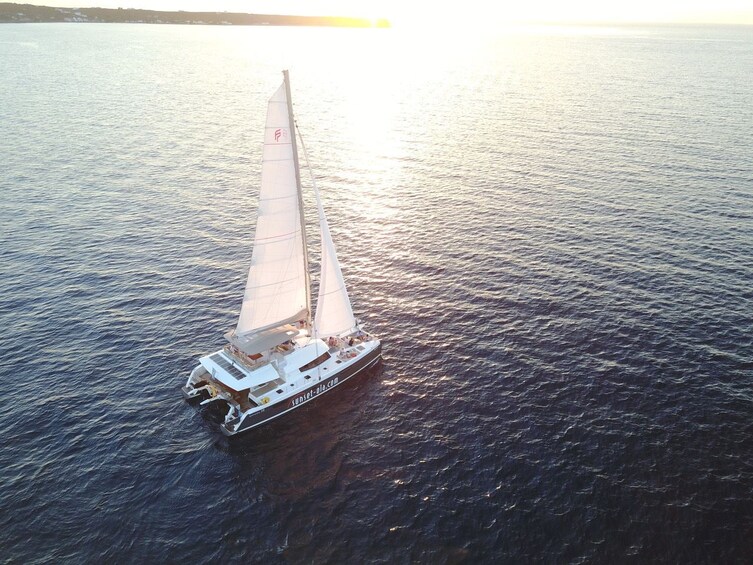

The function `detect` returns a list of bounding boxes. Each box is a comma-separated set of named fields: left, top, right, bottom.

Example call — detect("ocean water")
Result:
left=1, top=22, right=752, bottom=563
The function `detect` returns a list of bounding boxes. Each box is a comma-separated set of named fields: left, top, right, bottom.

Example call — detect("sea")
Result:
left=1, top=22, right=752, bottom=563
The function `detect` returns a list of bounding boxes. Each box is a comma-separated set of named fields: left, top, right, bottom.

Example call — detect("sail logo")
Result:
left=274, top=128, right=288, bottom=142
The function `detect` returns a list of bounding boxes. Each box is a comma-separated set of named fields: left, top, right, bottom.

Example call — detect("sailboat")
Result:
left=182, top=70, right=382, bottom=437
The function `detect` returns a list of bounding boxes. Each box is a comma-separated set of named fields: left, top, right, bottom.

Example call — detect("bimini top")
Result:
left=225, top=324, right=300, bottom=356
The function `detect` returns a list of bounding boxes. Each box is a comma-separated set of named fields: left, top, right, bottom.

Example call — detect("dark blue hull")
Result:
left=222, top=343, right=382, bottom=436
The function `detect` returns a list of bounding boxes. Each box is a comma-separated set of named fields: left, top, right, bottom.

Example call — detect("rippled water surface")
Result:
left=1, top=23, right=753, bottom=563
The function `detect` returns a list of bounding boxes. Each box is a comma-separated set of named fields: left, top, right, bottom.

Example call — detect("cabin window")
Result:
left=298, top=351, right=331, bottom=372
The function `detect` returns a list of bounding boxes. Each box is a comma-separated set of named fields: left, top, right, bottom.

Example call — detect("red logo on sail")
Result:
left=274, top=128, right=288, bottom=142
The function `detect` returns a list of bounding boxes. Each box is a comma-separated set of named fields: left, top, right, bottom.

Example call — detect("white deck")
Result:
left=199, top=337, right=333, bottom=394
left=200, top=353, right=280, bottom=390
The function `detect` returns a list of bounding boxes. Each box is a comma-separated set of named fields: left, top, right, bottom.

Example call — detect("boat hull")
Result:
left=222, top=342, right=382, bottom=437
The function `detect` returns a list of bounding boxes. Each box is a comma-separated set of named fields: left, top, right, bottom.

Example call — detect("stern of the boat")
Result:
left=220, top=417, right=242, bottom=437
left=182, top=364, right=211, bottom=402
left=184, top=362, right=247, bottom=433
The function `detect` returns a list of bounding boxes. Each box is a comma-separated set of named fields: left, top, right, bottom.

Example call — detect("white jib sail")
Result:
left=313, top=187, right=357, bottom=338
left=236, top=82, right=307, bottom=335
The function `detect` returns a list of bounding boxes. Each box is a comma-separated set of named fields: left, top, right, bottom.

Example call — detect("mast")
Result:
left=283, top=69, right=312, bottom=331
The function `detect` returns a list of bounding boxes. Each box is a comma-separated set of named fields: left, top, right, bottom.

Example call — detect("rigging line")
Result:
left=294, top=119, right=322, bottom=366
left=294, top=120, right=319, bottom=196
left=294, top=120, right=326, bottom=246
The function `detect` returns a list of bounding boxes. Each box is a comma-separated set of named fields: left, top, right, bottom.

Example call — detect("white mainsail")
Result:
left=312, top=185, right=357, bottom=338
left=235, top=82, right=308, bottom=336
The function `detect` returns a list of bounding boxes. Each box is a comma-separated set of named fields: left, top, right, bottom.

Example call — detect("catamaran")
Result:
left=182, top=71, right=382, bottom=437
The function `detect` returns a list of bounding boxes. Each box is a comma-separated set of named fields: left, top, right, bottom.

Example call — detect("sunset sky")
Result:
left=37, top=1, right=753, bottom=25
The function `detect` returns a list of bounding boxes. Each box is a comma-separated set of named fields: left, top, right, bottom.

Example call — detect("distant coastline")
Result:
left=0, top=2, right=391, bottom=27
